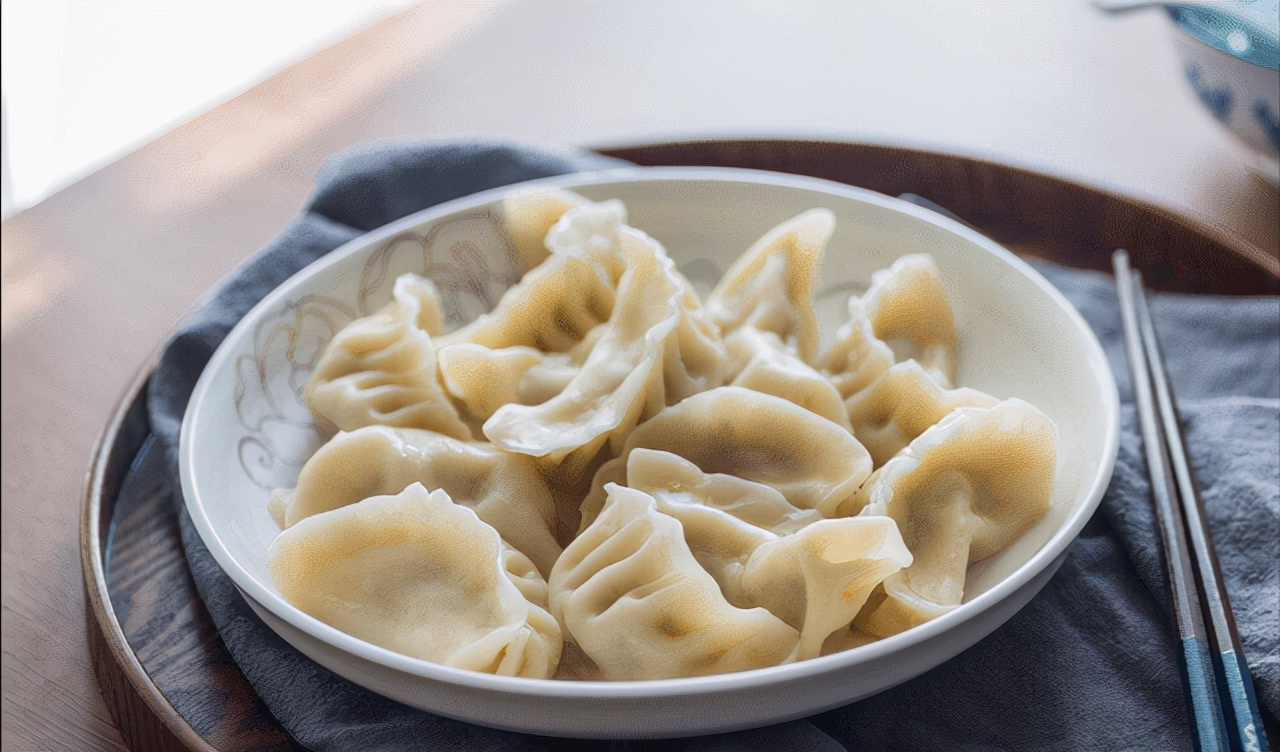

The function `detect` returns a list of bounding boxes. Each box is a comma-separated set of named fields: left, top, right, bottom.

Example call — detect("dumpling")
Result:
left=842, top=399, right=1056, bottom=640
left=442, top=202, right=624, bottom=355
left=845, top=360, right=998, bottom=467
left=616, top=386, right=872, bottom=517
left=304, top=274, right=471, bottom=439
left=816, top=296, right=895, bottom=400
left=548, top=483, right=798, bottom=679
left=482, top=221, right=725, bottom=484
left=269, top=426, right=562, bottom=575
left=440, top=201, right=725, bottom=436
left=438, top=334, right=598, bottom=422
left=624, top=448, right=822, bottom=534
left=268, top=483, right=562, bottom=678
left=726, top=327, right=851, bottom=430
left=860, top=253, right=958, bottom=388
left=625, top=449, right=912, bottom=659
left=498, top=187, right=590, bottom=273
left=705, top=209, right=833, bottom=364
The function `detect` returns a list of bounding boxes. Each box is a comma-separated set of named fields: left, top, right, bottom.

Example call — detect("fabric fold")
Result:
left=145, top=140, right=1278, bottom=751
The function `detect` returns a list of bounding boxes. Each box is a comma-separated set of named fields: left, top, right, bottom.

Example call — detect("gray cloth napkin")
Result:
left=148, top=141, right=1280, bottom=751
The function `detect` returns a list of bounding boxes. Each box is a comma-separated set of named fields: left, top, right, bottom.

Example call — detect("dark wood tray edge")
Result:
left=80, top=356, right=215, bottom=752
left=596, top=139, right=1280, bottom=294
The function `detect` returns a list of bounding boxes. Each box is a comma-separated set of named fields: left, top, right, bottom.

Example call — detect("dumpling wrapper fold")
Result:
left=305, top=274, right=470, bottom=439
left=269, top=426, right=562, bottom=575
left=268, top=483, right=562, bottom=678
left=548, top=483, right=798, bottom=680
left=625, top=449, right=912, bottom=659
left=482, top=213, right=725, bottom=484
left=841, top=399, right=1056, bottom=641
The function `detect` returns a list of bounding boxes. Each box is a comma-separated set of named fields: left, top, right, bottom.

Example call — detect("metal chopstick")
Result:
left=1113, top=250, right=1230, bottom=752
left=1132, top=270, right=1271, bottom=752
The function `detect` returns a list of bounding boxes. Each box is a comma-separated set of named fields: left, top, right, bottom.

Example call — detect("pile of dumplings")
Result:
left=265, top=190, right=1058, bottom=682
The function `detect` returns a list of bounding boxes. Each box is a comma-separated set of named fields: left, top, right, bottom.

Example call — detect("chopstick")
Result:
left=1114, top=250, right=1270, bottom=752
left=1129, top=259, right=1271, bottom=752
left=1113, top=250, right=1229, bottom=752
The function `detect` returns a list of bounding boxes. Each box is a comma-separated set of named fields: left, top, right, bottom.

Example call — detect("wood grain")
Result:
left=601, top=140, right=1280, bottom=295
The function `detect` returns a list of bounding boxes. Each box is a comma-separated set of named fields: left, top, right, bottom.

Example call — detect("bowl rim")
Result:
left=180, top=164, right=1121, bottom=698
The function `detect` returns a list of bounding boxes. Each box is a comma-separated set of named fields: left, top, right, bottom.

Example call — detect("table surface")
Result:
left=2, top=2, right=1277, bottom=749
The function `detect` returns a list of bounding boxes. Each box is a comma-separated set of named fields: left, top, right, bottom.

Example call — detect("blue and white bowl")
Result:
left=1165, top=2, right=1280, bottom=186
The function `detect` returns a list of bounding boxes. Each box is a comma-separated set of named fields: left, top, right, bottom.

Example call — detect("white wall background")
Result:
left=0, top=0, right=416, bottom=217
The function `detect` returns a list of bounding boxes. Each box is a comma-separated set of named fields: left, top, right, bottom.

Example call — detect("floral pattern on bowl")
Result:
left=233, top=208, right=522, bottom=490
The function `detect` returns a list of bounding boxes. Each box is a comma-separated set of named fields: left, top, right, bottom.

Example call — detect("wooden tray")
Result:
left=81, top=140, right=1280, bottom=751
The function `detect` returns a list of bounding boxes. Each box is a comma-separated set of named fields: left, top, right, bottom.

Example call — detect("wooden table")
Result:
left=3, top=2, right=1277, bottom=749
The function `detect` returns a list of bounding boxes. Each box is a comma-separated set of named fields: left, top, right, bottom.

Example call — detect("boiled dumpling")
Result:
left=268, top=483, right=562, bottom=678
left=843, top=399, right=1056, bottom=640
left=625, top=449, right=913, bottom=660
left=483, top=219, right=725, bottom=484
left=548, top=483, right=799, bottom=679
left=860, top=253, right=958, bottom=388
left=498, top=187, right=590, bottom=273
left=624, top=448, right=822, bottom=534
left=705, top=209, right=833, bottom=364
left=816, top=296, right=895, bottom=400
left=269, top=426, right=562, bottom=574
left=441, top=201, right=724, bottom=437
left=616, top=386, right=872, bottom=517
left=304, top=274, right=471, bottom=439
left=441, top=202, right=623, bottom=355
left=845, top=360, right=998, bottom=467
left=577, top=447, right=823, bottom=537
left=434, top=202, right=623, bottom=425
left=438, top=332, right=600, bottom=422
left=726, top=327, right=851, bottom=430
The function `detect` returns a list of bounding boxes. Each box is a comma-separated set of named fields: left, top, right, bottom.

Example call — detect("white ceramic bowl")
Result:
left=180, top=167, right=1120, bottom=738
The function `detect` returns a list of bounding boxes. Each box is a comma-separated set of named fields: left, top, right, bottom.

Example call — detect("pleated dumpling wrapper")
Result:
left=859, top=253, right=959, bottom=388
left=625, top=449, right=913, bottom=660
left=268, top=426, right=561, bottom=575
left=548, top=483, right=799, bottom=680
left=581, top=447, right=824, bottom=538
left=725, top=327, right=852, bottom=430
left=845, top=360, right=998, bottom=468
left=841, top=399, right=1057, bottom=642
left=705, top=208, right=832, bottom=364
left=304, top=274, right=471, bottom=439
left=817, top=252, right=960, bottom=407
left=497, top=187, right=591, bottom=274
left=268, top=483, right=562, bottom=678
left=579, top=386, right=872, bottom=529
left=436, top=202, right=626, bottom=422
left=816, top=295, right=895, bottom=400
left=480, top=207, right=725, bottom=484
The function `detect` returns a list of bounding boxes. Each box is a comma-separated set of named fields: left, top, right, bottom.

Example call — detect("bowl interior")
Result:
left=181, top=167, right=1118, bottom=686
